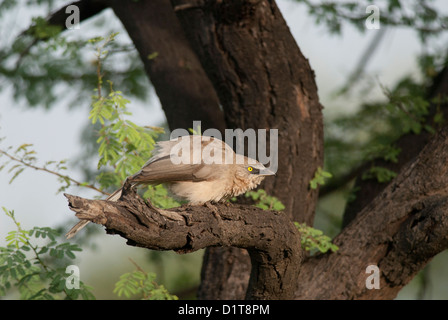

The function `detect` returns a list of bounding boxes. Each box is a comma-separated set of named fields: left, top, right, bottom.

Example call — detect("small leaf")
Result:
left=147, top=52, right=159, bottom=60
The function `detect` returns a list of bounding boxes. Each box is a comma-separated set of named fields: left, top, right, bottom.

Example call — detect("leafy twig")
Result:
left=0, top=148, right=108, bottom=196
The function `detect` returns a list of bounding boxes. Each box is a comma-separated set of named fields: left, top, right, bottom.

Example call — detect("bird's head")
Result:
left=234, top=155, right=275, bottom=188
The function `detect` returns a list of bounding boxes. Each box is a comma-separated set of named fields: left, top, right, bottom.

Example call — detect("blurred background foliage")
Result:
left=0, top=0, right=447, bottom=299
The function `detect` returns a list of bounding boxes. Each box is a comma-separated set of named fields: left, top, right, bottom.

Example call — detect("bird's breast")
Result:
left=168, top=170, right=265, bottom=205
left=169, top=179, right=232, bottom=204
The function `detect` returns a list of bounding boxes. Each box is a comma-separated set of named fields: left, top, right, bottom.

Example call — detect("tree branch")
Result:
left=14, top=0, right=108, bottom=68
left=0, top=148, right=107, bottom=196
left=109, top=0, right=226, bottom=133
left=296, top=125, right=448, bottom=299
left=171, top=0, right=324, bottom=299
left=46, top=0, right=108, bottom=28
left=342, top=63, right=448, bottom=227
left=64, top=188, right=303, bottom=299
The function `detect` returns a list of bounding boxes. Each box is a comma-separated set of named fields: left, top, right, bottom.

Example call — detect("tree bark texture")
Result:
left=296, top=125, right=448, bottom=299
left=172, top=0, right=324, bottom=224
left=64, top=190, right=303, bottom=300
left=109, top=0, right=226, bottom=133
left=65, top=124, right=448, bottom=299
left=171, top=0, right=324, bottom=299
left=342, top=64, right=448, bottom=227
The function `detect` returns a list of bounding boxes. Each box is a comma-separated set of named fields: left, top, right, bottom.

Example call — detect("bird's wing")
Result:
left=129, top=135, right=232, bottom=183
left=129, top=155, right=222, bottom=183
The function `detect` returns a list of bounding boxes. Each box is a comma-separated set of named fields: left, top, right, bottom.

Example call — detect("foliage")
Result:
left=244, top=189, right=286, bottom=211
left=242, top=189, right=337, bottom=253
left=324, top=69, right=447, bottom=188
left=89, top=34, right=158, bottom=189
left=296, top=0, right=448, bottom=41
left=0, top=207, right=95, bottom=300
left=0, top=1, right=149, bottom=109
left=310, top=167, right=333, bottom=189
left=143, top=184, right=181, bottom=209
left=0, top=33, right=177, bottom=207
left=0, top=33, right=179, bottom=300
left=87, top=34, right=178, bottom=208
left=114, top=263, right=178, bottom=300
left=362, top=166, right=397, bottom=183
left=0, top=141, right=105, bottom=195
left=294, top=222, right=339, bottom=254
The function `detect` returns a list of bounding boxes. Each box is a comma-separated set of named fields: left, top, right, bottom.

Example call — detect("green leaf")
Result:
left=294, top=222, right=339, bottom=253
left=362, top=166, right=397, bottom=183
left=147, top=52, right=159, bottom=60
left=310, top=167, right=332, bottom=189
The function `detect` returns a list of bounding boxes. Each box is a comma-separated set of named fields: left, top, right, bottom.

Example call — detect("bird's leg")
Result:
left=204, top=201, right=220, bottom=219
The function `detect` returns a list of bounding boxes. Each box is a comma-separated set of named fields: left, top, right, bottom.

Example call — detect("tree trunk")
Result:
left=109, top=0, right=226, bottom=133
left=172, top=0, right=324, bottom=299
left=52, top=0, right=448, bottom=300
left=173, top=0, right=324, bottom=223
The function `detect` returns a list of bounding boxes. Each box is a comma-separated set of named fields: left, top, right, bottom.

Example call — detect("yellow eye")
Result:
left=247, top=166, right=253, bottom=172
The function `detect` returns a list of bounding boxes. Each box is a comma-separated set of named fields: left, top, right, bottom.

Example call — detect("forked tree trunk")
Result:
left=110, top=0, right=226, bottom=133
left=51, top=0, right=448, bottom=299
left=172, top=0, right=324, bottom=299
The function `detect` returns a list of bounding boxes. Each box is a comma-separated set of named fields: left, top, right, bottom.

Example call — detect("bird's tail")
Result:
left=65, top=220, right=90, bottom=240
left=65, top=188, right=123, bottom=239
left=106, top=188, right=123, bottom=201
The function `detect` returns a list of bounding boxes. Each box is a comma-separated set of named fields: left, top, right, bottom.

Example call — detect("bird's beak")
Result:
left=259, top=169, right=276, bottom=176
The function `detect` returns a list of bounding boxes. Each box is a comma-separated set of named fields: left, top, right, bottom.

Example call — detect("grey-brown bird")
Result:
left=66, top=135, right=274, bottom=239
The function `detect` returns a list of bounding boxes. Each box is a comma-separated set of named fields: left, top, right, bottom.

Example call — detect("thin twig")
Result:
left=128, top=257, right=146, bottom=274
left=0, top=149, right=108, bottom=196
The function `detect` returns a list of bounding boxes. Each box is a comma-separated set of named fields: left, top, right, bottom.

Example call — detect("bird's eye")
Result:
left=247, top=166, right=253, bottom=172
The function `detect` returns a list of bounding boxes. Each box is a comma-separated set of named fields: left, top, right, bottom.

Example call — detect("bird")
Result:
left=66, top=135, right=275, bottom=239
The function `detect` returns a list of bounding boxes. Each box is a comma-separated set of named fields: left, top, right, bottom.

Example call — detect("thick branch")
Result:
left=296, top=125, right=448, bottom=299
left=46, top=0, right=108, bottom=27
left=342, top=64, right=448, bottom=227
left=109, top=0, right=226, bottom=133
left=172, top=0, right=324, bottom=299
left=172, top=0, right=324, bottom=223
left=64, top=190, right=303, bottom=300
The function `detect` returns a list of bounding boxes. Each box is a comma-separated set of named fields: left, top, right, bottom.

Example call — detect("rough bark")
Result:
left=64, top=189, right=303, bottom=300
left=296, top=125, right=448, bottom=299
left=342, top=65, right=448, bottom=227
left=109, top=0, right=226, bottom=133
left=65, top=125, right=448, bottom=299
left=172, top=0, right=324, bottom=299
left=45, top=0, right=226, bottom=133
